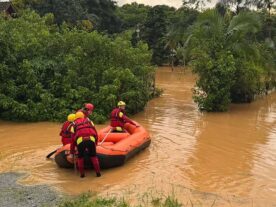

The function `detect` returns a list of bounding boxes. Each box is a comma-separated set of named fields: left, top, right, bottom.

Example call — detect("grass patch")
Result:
left=57, top=193, right=182, bottom=207
left=58, top=193, right=128, bottom=207
left=163, top=196, right=182, bottom=207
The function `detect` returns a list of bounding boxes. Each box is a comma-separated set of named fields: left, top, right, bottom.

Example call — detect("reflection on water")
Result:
left=0, top=67, right=275, bottom=206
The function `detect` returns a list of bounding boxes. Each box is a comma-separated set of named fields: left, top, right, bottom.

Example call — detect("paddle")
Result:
left=46, top=149, right=57, bottom=159
left=99, top=128, right=112, bottom=146
left=73, top=154, right=77, bottom=174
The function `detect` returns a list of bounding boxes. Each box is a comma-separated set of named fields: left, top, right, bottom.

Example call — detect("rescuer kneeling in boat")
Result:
left=70, top=111, right=101, bottom=178
left=77, top=103, right=94, bottom=118
left=59, top=113, right=76, bottom=146
left=110, top=101, right=138, bottom=132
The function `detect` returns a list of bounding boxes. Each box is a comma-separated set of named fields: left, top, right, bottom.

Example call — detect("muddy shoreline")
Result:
left=0, top=172, right=61, bottom=207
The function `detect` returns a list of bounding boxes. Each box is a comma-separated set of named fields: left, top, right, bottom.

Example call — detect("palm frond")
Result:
left=196, top=9, right=225, bottom=38
left=184, top=34, right=193, bottom=48
left=227, top=11, right=261, bottom=36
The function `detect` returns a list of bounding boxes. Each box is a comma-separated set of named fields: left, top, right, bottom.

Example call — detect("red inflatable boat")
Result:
left=54, top=123, right=151, bottom=169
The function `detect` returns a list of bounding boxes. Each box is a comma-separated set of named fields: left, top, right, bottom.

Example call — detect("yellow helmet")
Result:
left=67, top=114, right=76, bottom=122
left=75, top=111, right=84, bottom=119
left=117, top=101, right=126, bottom=106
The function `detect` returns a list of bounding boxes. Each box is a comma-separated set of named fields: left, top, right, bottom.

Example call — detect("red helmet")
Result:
left=84, top=103, right=94, bottom=111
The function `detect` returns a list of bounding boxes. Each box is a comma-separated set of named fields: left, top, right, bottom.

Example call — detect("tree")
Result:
left=175, top=34, right=193, bottom=68
left=13, top=0, right=88, bottom=25
left=218, top=0, right=247, bottom=13
left=247, top=0, right=276, bottom=12
left=164, top=31, right=178, bottom=70
left=183, top=0, right=211, bottom=10
left=85, top=0, right=122, bottom=33
left=13, top=0, right=122, bottom=33
left=141, top=5, right=174, bottom=65
left=115, top=3, right=150, bottom=30
left=164, top=7, right=198, bottom=69
left=189, top=9, right=271, bottom=111
left=0, top=11, right=155, bottom=122
left=249, top=0, right=276, bottom=40
left=217, top=0, right=276, bottom=14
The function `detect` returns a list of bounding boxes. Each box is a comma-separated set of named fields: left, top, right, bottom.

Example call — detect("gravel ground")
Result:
left=0, top=172, right=61, bottom=207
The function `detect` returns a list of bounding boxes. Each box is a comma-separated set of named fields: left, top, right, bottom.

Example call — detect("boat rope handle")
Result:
left=99, top=145, right=128, bottom=152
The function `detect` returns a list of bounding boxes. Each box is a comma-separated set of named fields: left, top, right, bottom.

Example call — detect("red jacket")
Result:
left=70, top=117, right=98, bottom=154
left=59, top=121, right=73, bottom=145
left=110, top=108, right=136, bottom=128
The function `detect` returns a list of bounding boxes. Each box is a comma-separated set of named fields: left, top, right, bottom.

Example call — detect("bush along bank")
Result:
left=0, top=11, right=157, bottom=123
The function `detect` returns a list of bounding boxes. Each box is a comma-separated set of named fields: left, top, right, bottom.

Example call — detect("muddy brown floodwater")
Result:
left=0, top=67, right=276, bottom=206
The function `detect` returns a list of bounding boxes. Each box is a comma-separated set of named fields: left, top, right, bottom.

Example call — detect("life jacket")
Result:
left=110, top=108, right=125, bottom=128
left=73, top=118, right=97, bottom=139
left=60, top=121, right=73, bottom=138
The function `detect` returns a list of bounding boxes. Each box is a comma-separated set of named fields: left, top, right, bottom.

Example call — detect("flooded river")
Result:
left=0, top=67, right=276, bottom=206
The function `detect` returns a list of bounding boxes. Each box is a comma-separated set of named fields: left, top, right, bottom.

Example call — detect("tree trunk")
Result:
left=171, top=58, right=174, bottom=71
left=268, top=5, right=272, bottom=40
left=183, top=57, right=186, bottom=72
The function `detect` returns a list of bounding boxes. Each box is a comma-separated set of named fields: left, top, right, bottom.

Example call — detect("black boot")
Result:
left=91, top=156, right=101, bottom=177
left=78, top=158, right=85, bottom=178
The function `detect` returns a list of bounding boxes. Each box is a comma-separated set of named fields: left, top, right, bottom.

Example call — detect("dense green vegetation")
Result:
left=191, top=4, right=275, bottom=111
left=13, top=1, right=199, bottom=66
left=13, top=0, right=122, bottom=33
left=0, top=11, right=155, bottom=122
left=117, top=0, right=276, bottom=111
left=0, top=0, right=275, bottom=122
left=166, top=1, right=276, bottom=111
left=127, top=4, right=198, bottom=66
left=115, top=3, right=150, bottom=30
left=189, top=10, right=271, bottom=110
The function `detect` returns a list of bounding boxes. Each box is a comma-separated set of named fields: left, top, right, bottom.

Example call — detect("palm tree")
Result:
left=192, top=9, right=263, bottom=66
left=249, top=0, right=276, bottom=40
left=176, top=34, right=192, bottom=69
left=164, top=30, right=179, bottom=71
left=189, top=9, right=268, bottom=110
left=164, top=7, right=198, bottom=70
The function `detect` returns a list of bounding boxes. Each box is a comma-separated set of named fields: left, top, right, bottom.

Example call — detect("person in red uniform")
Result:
left=59, top=114, right=76, bottom=146
left=110, top=101, right=138, bottom=132
left=70, top=111, right=101, bottom=178
left=77, top=103, right=94, bottom=118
